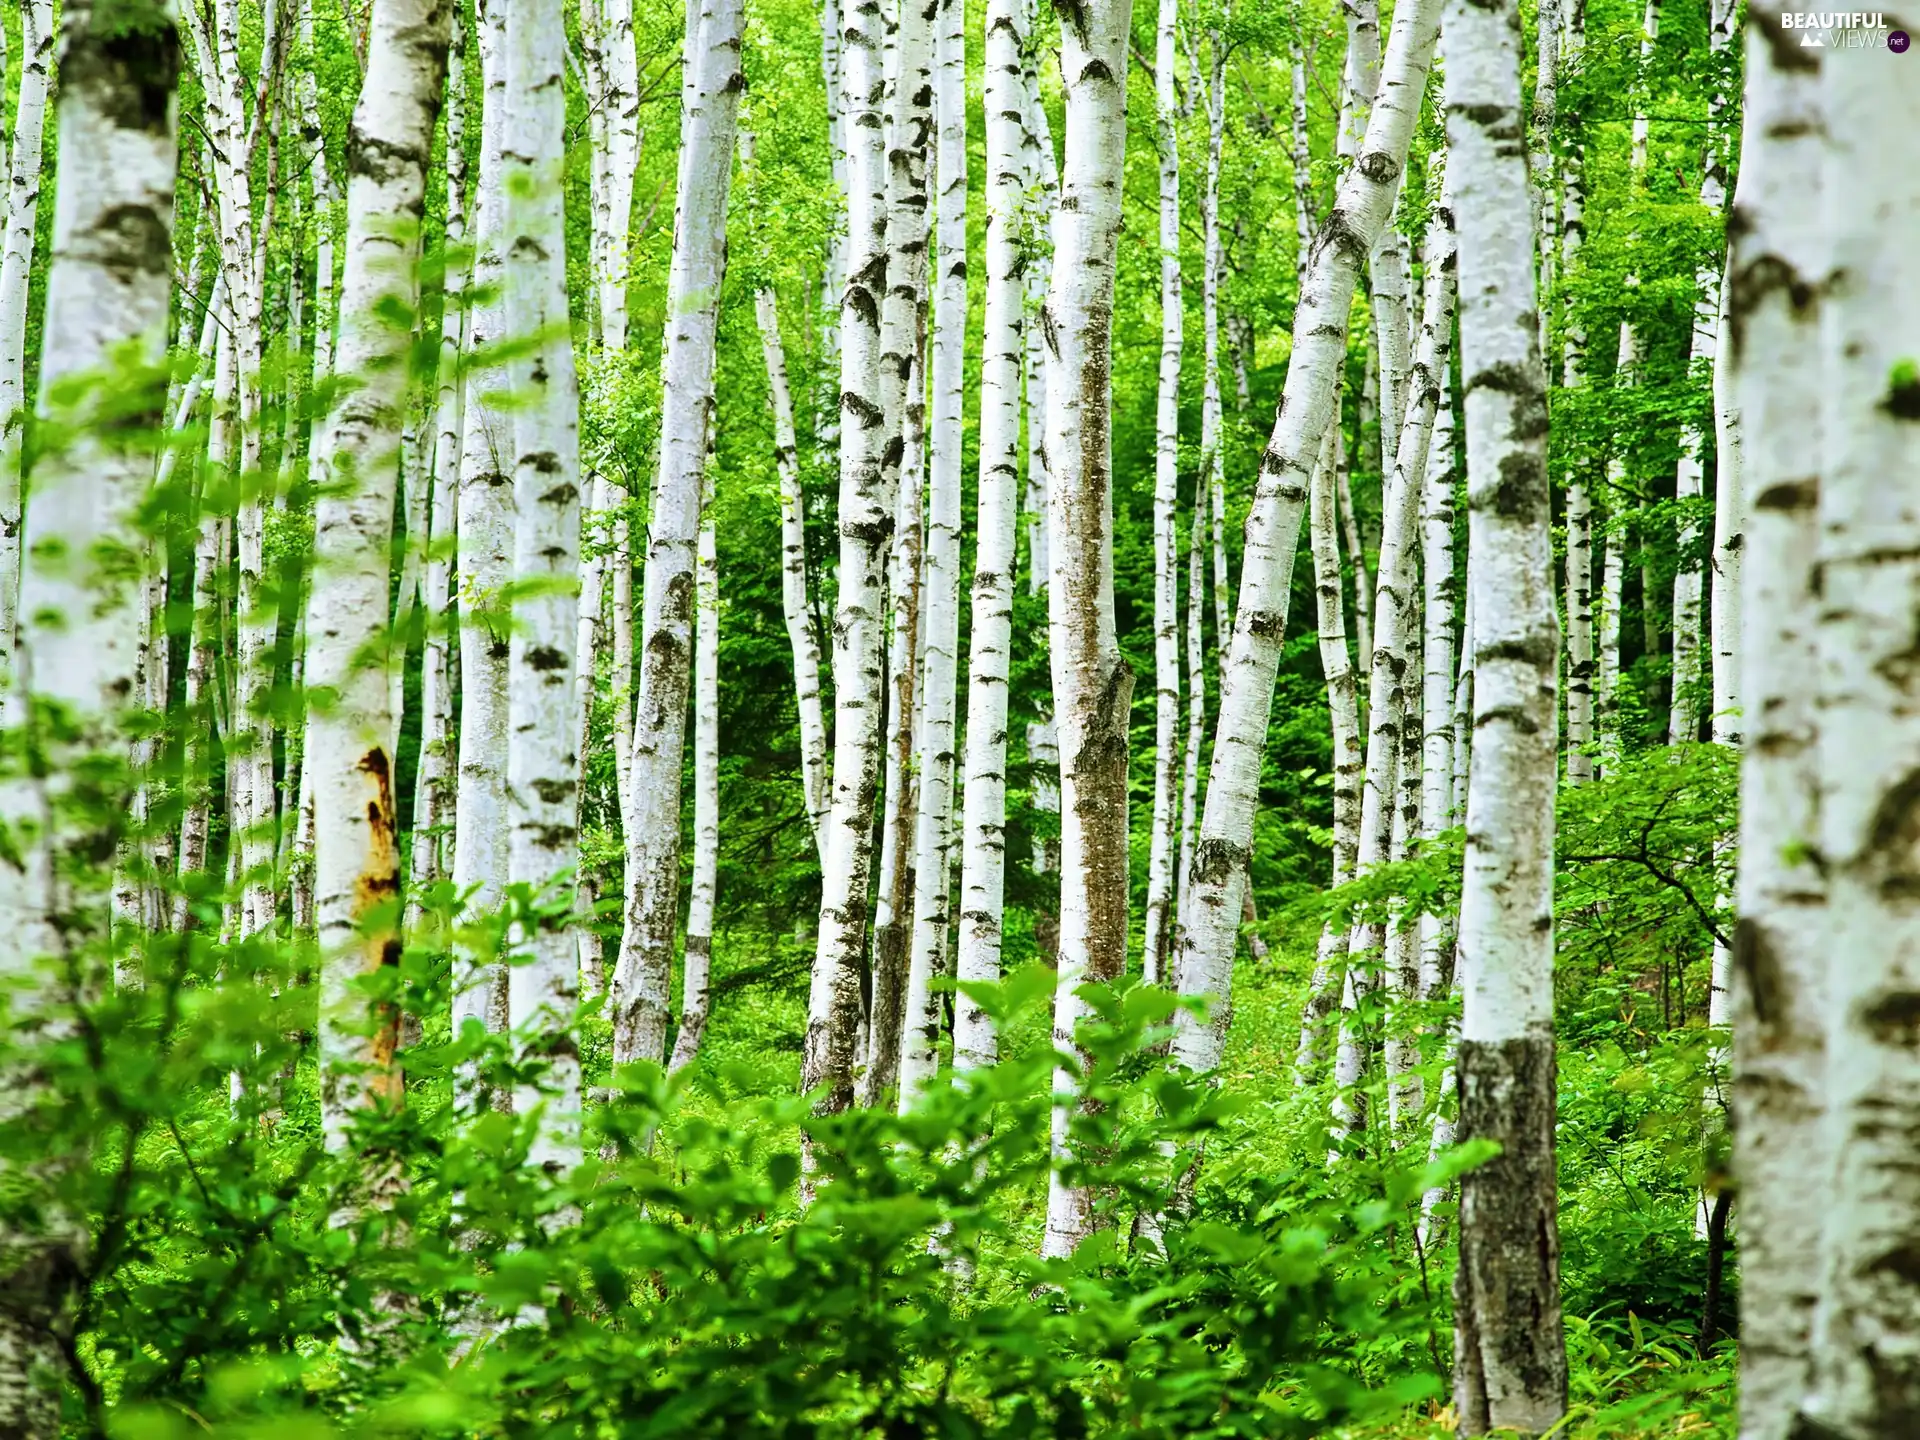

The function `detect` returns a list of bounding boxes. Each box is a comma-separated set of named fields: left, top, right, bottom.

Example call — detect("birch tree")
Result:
left=0, top=0, right=53, bottom=677
left=1143, top=0, right=1182, bottom=988
left=803, top=0, right=892, bottom=1115
left=898, top=0, right=966, bottom=1106
left=669, top=479, right=720, bottom=1075
left=1170, top=0, right=1442, bottom=1082
left=611, top=0, right=743, bottom=1070
left=1444, top=0, right=1565, bottom=1420
left=1559, top=0, right=1592, bottom=788
left=307, top=0, right=452, bottom=1152
left=952, top=0, right=1032, bottom=1076
left=1039, top=0, right=1137, bottom=1261
left=1793, top=41, right=1920, bottom=1440
left=0, top=0, right=179, bottom=1423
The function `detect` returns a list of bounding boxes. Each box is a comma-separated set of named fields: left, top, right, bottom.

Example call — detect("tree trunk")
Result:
left=897, top=0, right=966, bottom=1107
left=610, top=0, right=742, bottom=1072
left=307, top=0, right=451, bottom=1156
left=0, top=3, right=180, bottom=1425
left=1143, top=0, right=1183, bottom=989
left=1418, top=357, right=1457, bottom=1003
left=0, top=0, right=53, bottom=680
left=1039, top=0, right=1136, bottom=1261
left=1201, top=20, right=1230, bottom=669
left=803, top=0, right=893, bottom=1117
left=1168, top=0, right=1442, bottom=1083
left=1444, top=0, right=1566, bottom=1423
left=669, top=478, right=720, bottom=1076
left=452, top=0, right=514, bottom=1107
left=951, top=0, right=1032, bottom=1075
left=1793, top=37, right=1920, bottom=1439
left=409, top=1, right=469, bottom=941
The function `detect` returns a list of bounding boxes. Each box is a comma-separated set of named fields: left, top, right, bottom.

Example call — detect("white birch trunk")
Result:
left=1445, top=0, right=1566, bottom=1421
left=308, top=0, right=452, bottom=1154
left=1419, top=359, right=1457, bottom=1002
left=748, top=250, right=828, bottom=862
left=1724, top=17, right=1824, bottom=1437
left=951, top=0, right=1032, bottom=1076
left=1295, top=423, right=1358, bottom=1084
left=0, top=0, right=53, bottom=678
left=609, top=0, right=742, bottom=1071
left=0, top=3, right=178, bottom=1422
left=1143, top=0, right=1183, bottom=988
left=451, top=0, right=513, bottom=1099
left=1201, top=21, right=1230, bottom=669
left=1794, top=39, right=1920, bottom=1440
left=897, top=0, right=965, bottom=1108
left=803, top=0, right=892, bottom=1115
left=571, top=475, right=609, bottom=993
left=410, top=0, right=468, bottom=936
left=501, top=0, right=583, bottom=1174
left=1704, top=281, right=1741, bottom=1031
left=1021, top=58, right=1059, bottom=891
left=1170, top=0, right=1442, bottom=1082
left=1038, top=0, right=1136, bottom=1260
left=668, top=482, right=719, bottom=1075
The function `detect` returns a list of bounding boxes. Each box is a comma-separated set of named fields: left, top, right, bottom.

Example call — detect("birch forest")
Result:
left=0, top=0, right=1911, bottom=1431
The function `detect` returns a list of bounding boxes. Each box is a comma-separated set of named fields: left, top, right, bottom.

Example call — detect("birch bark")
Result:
left=1200, top=19, right=1229, bottom=668
left=1143, top=0, right=1182, bottom=988
left=803, top=0, right=892, bottom=1115
left=610, top=0, right=742, bottom=1071
left=0, top=3, right=178, bottom=1425
left=1170, top=0, right=1442, bottom=1080
left=308, top=0, right=452, bottom=1154
left=1419, top=359, right=1457, bottom=1002
left=951, top=0, right=1031, bottom=1075
left=1445, top=0, right=1566, bottom=1420
left=668, top=480, right=720, bottom=1075
left=1038, top=0, right=1136, bottom=1260
left=1724, top=18, right=1825, bottom=1437
left=897, top=0, right=966, bottom=1106
left=0, top=0, right=53, bottom=677
left=1795, top=39, right=1920, bottom=1440
left=500, top=0, right=583, bottom=1174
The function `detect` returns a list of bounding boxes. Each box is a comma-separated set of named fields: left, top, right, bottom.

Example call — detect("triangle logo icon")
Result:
left=1802, top=28, right=1824, bottom=42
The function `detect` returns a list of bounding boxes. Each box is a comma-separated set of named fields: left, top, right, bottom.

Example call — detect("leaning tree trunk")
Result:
left=897, top=0, right=967, bottom=1108
left=1725, top=15, right=1825, bottom=1438
left=308, top=0, right=452, bottom=1156
left=1794, top=38, right=1920, bottom=1440
left=1038, top=0, right=1137, bottom=1261
left=1169, top=0, right=1442, bottom=1082
left=502, top=0, right=584, bottom=1175
left=611, top=0, right=743, bottom=1071
left=1142, top=0, right=1183, bottom=989
left=0, top=3, right=179, bottom=1426
left=1445, top=0, right=1566, bottom=1426
left=668, top=480, right=720, bottom=1076
left=803, top=0, right=893, bottom=1117
left=952, top=0, right=1034, bottom=1076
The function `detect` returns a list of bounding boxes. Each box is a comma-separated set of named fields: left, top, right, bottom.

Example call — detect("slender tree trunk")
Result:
left=803, top=0, right=892, bottom=1116
left=306, top=0, right=452, bottom=1155
left=0, top=0, right=53, bottom=679
left=1201, top=19, right=1230, bottom=669
left=864, top=0, right=935, bottom=1107
left=501, top=0, right=583, bottom=1175
left=897, top=0, right=966, bottom=1107
left=571, top=477, right=610, bottom=993
left=1558, top=0, right=1590, bottom=788
left=1021, top=51, right=1059, bottom=915
left=1445, top=0, right=1566, bottom=1423
left=1169, top=0, right=1442, bottom=1083
left=1295, top=423, right=1359, bottom=1084
left=1705, top=280, right=1741, bottom=1029
left=1038, top=0, right=1136, bottom=1261
left=410, top=2, right=469, bottom=939
left=610, top=0, right=743, bottom=1071
left=669, top=479, right=720, bottom=1075
left=952, top=0, right=1033, bottom=1076
left=1143, top=0, right=1183, bottom=988
left=452, top=0, right=513, bottom=1108
left=0, top=4, right=179, bottom=1424
left=1419, top=359, right=1457, bottom=1002
left=749, top=249, right=829, bottom=862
